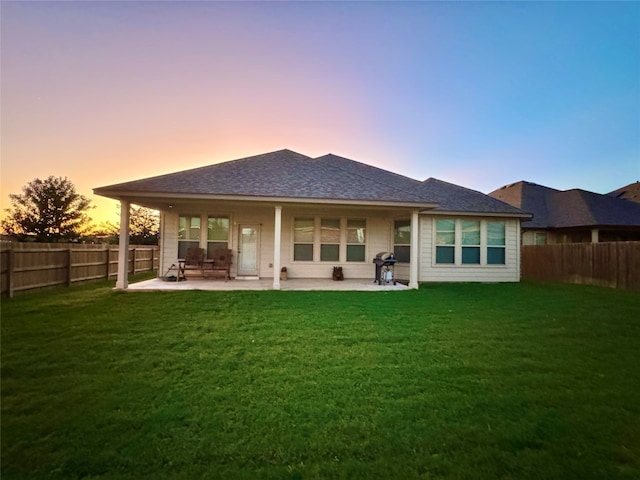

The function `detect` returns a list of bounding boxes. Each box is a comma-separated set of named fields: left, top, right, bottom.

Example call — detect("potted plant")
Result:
left=280, top=266, right=288, bottom=281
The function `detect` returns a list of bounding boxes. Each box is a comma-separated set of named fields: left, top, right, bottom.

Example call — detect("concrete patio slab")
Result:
left=127, top=277, right=410, bottom=292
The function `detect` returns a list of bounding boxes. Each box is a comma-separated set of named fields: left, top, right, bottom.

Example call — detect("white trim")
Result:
left=273, top=206, right=282, bottom=290
left=422, top=209, right=531, bottom=219
left=409, top=210, right=419, bottom=289
left=94, top=190, right=439, bottom=209
left=116, top=200, right=130, bottom=289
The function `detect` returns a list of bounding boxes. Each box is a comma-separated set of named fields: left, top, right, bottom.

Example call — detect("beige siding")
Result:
left=280, top=212, right=391, bottom=279
left=234, top=206, right=275, bottom=278
left=419, top=216, right=521, bottom=282
left=160, top=211, right=179, bottom=277
left=159, top=205, right=522, bottom=283
left=159, top=205, right=397, bottom=280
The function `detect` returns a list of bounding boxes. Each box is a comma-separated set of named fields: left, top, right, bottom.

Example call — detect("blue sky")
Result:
left=2, top=1, right=639, bottom=223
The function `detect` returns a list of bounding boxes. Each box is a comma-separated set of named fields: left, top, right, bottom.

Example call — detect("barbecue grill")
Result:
left=373, top=252, right=396, bottom=285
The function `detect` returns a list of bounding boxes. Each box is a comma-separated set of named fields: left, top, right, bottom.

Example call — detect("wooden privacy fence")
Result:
left=522, top=242, right=640, bottom=291
left=1, top=243, right=159, bottom=297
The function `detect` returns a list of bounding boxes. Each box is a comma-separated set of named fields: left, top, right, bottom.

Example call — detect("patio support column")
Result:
left=273, top=205, right=282, bottom=290
left=409, top=209, right=419, bottom=289
left=115, top=200, right=131, bottom=290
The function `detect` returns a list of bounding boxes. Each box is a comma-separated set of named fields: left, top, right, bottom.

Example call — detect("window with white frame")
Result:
left=487, top=221, right=506, bottom=264
left=435, top=219, right=455, bottom=264
left=293, top=218, right=314, bottom=261
left=320, top=218, right=340, bottom=262
left=178, top=215, right=201, bottom=259
left=435, top=219, right=506, bottom=266
left=207, top=216, right=229, bottom=258
left=346, top=219, right=366, bottom=262
left=461, top=220, right=480, bottom=264
left=394, top=219, right=411, bottom=263
left=292, top=217, right=367, bottom=262
left=534, top=232, right=547, bottom=245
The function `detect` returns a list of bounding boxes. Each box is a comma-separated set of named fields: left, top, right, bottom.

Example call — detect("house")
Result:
left=608, top=181, right=640, bottom=204
left=94, top=150, right=530, bottom=289
left=488, top=181, right=640, bottom=245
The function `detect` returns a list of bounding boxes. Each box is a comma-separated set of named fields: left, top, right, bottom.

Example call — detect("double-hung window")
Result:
left=394, top=220, right=411, bottom=263
left=461, top=220, right=480, bottom=264
left=346, top=219, right=366, bottom=262
left=534, top=232, right=547, bottom=245
left=207, top=217, right=229, bottom=258
left=178, top=215, right=200, bottom=259
left=435, top=219, right=506, bottom=265
left=293, top=217, right=367, bottom=262
left=293, top=218, right=314, bottom=261
left=320, top=218, right=340, bottom=261
left=435, top=219, right=455, bottom=264
left=487, top=222, right=506, bottom=264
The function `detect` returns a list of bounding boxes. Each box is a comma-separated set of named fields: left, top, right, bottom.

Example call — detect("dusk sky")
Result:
left=2, top=1, right=639, bottom=225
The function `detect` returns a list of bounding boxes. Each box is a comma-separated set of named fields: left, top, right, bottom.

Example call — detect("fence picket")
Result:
left=1, top=243, right=159, bottom=296
left=522, top=242, right=639, bottom=291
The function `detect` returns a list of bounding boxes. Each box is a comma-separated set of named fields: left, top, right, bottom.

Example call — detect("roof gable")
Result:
left=608, top=181, right=640, bottom=204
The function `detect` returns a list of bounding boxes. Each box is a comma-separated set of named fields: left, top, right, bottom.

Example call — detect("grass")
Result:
left=1, top=280, right=639, bottom=479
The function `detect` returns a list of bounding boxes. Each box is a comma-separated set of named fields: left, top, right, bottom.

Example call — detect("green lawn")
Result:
left=2, top=280, right=639, bottom=479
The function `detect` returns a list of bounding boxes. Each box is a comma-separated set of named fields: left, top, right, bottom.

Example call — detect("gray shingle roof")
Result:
left=95, top=149, right=528, bottom=215
left=96, top=150, right=431, bottom=204
left=608, top=181, right=640, bottom=204
left=489, top=181, right=640, bottom=228
left=416, top=178, right=526, bottom=215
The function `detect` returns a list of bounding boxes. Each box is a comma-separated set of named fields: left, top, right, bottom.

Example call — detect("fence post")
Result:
left=105, top=247, right=110, bottom=279
left=66, top=248, right=73, bottom=287
left=131, top=248, right=137, bottom=275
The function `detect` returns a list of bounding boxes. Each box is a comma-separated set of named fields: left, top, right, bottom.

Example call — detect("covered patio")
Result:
left=127, top=277, right=410, bottom=292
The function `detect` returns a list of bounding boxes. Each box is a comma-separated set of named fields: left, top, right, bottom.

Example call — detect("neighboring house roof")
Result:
left=489, top=181, right=640, bottom=228
left=95, top=149, right=527, bottom=216
left=608, top=181, right=640, bottom=204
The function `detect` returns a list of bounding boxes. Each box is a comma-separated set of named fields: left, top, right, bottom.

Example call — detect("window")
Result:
left=293, top=217, right=367, bottom=262
left=320, top=218, right=340, bottom=261
left=394, top=220, right=411, bottom=263
left=435, top=219, right=455, bottom=264
left=487, top=222, right=506, bottom=264
left=435, top=219, right=507, bottom=266
left=346, top=219, right=366, bottom=262
left=461, top=220, right=480, bottom=264
left=178, top=215, right=200, bottom=259
left=207, top=217, right=229, bottom=258
left=534, top=232, right=547, bottom=245
left=294, top=218, right=314, bottom=261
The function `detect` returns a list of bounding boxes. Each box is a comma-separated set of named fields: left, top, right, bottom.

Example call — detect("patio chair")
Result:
left=204, top=248, right=233, bottom=281
left=183, top=247, right=206, bottom=277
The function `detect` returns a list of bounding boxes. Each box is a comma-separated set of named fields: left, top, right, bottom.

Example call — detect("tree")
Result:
left=1, top=176, right=92, bottom=242
left=83, top=221, right=119, bottom=244
left=80, top=206, right=159, bottom=245
left=129, top=206, right=159, bottom=245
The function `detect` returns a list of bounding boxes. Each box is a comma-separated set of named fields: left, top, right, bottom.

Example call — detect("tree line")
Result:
left=1, top=176, right=159, bottom=244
